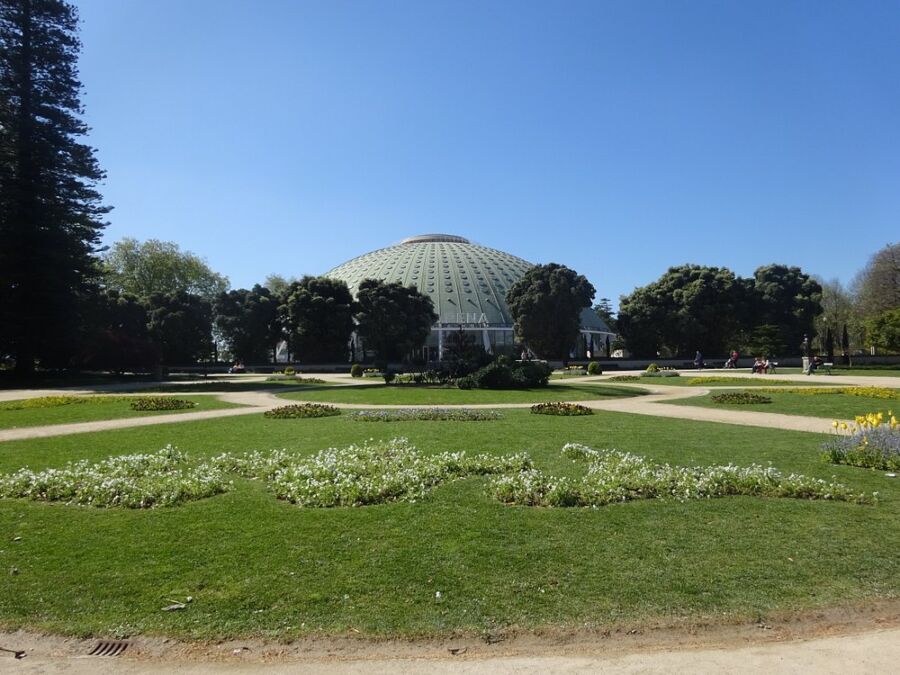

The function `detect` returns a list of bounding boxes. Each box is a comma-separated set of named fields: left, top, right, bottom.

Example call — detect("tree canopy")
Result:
left=355, top=279, right=437, bottom=366
left=865, top=308, right=900, bottom=354
left=0, top=0, right=109, bottom=375
left=751, top=264, right=822, bottom=353
left=103, top=238, right=229, bottom=301
left=618, top=264, right=821, bottom=358
left=146, top=292, right=213, bottom=365
left=617, top=265, right=745, bottom=358
left=505, top=263, right=595, bottom=360
left=214, top=285, right=280, bottom=363
left=852, top=243, right=900, bottom=319
left=280, top=276, right=355, bottom=363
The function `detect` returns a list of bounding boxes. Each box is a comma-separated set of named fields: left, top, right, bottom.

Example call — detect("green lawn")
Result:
left=0, top=395, right=239, bottom=430
left=278, top=383, right=642, bottom=405
left=0, top=410, right=896, bottom=640
left=667, top=390, right=898, bottom=419
left=116, top=379, right=336, bottom=393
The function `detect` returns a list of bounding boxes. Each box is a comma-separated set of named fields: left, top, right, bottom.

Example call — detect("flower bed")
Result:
left=688, top=376, right=797, bottom=386
left=348, top=408, right=502, bottom=422
left=757, top=386, right=898, bottom=399
left=0, top=446, right=229, bottom=508
left=265, top=376, right=326, bottom=384
left=822, top=411, right=900, bottom=470
left=0, top=396, right=93, bottom=410
left=129, top=397, right=197, bottom=411
left=489, top=443, right=874, bottom=507
left=213, top=438, right=532, bottom=507
left=710, top=392, right=772, bottom=405
left=530, top=402, right=593, bottom=416
left=264, top=403, right=340, bottom=419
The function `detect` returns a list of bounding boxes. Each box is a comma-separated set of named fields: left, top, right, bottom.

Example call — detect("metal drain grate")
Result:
left=88, top=640, right=129, bottom=657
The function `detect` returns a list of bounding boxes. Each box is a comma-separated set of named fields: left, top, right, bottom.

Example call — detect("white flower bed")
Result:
left=0, top=446, right=229, bottom=508
left=489, top=443, right=874, bottom=507
left=1, top=440, right=873, bottom=511
left=215, top=438, right=531, bottom=507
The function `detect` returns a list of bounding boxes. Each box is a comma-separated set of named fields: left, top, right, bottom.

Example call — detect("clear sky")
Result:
left=73, top=0, right=899, bottom=309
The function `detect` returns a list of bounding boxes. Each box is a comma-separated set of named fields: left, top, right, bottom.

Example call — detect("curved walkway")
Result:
left=0, top=375, right=879, bottom=442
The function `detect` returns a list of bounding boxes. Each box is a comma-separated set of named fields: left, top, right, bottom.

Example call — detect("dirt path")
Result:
left=3, top=608, right=898, bottom=674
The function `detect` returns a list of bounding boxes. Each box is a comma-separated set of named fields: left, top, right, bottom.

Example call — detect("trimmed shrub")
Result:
left=641, top=371, right=680, bottom=378
left=129, top=398, right=197, bottom=411
left=265, top=376, right=326, bottom=384
left=587, top=361, right=602, bottom=375
left=608, top=375, right=640, bottom=382
left=531, top=402, right=593, bottom=416
left=350, top=363, right=363, bottom=378
left=264, top=403, right=341, bottom=419
left=457, top=358, right=551, bottom=389
left=710, top=392, right=772, bottom=405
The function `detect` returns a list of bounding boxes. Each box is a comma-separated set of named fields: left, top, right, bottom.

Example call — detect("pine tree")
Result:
left=0, top=0, right=109, bottom=375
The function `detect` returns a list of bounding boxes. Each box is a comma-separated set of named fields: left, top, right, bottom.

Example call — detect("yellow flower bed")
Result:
left=832, top=410, right=899, bottom=432
left=757, top=387, right=898, bottom=399
left=687, top=376, right=797, bottom=385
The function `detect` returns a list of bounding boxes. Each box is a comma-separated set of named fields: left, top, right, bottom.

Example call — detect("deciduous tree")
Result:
left=852, top=243, right=900, bottom=319
left=865, top=308, right=900, bottom=354
left=103, top=238, right=228, bottom=301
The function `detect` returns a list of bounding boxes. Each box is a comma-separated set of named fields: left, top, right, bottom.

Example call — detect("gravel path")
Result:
left=3, top=369, right=898, bottom=442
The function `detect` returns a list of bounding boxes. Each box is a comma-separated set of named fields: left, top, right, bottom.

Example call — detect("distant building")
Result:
left=326, top=234, right=614, bottom=361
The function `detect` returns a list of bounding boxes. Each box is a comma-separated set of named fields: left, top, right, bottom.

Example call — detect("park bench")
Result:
left=806, top=360, right=833, bottom=375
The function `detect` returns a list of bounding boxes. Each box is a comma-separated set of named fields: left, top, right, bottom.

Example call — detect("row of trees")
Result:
left=81, top=258, right=438, bottom=370
left=611, top=243, right=900, bottom=359
left=814, top=243, right=900, bottom=357
left=616, top=264, right=823, bottom=358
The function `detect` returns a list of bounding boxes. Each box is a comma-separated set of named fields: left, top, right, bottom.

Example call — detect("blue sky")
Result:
left=74, top=0, right=899, bottom=308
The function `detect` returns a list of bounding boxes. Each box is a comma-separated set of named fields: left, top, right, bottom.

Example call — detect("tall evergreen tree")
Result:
left=0, top=0, right=110, bottom=375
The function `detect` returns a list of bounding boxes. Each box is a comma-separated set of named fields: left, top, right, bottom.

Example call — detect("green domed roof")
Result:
left=326, top=234, right=612, bottom=332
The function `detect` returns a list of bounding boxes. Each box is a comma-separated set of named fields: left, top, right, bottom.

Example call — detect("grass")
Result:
left=277, top=383, right=642, bottom=405
left=667, top=390, right=898, bottom=419
left=116, top=380, right=336, bottom=393
left=0, top=410, right=897, bottom=640
left=0, top=396, right=239, bottom=430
